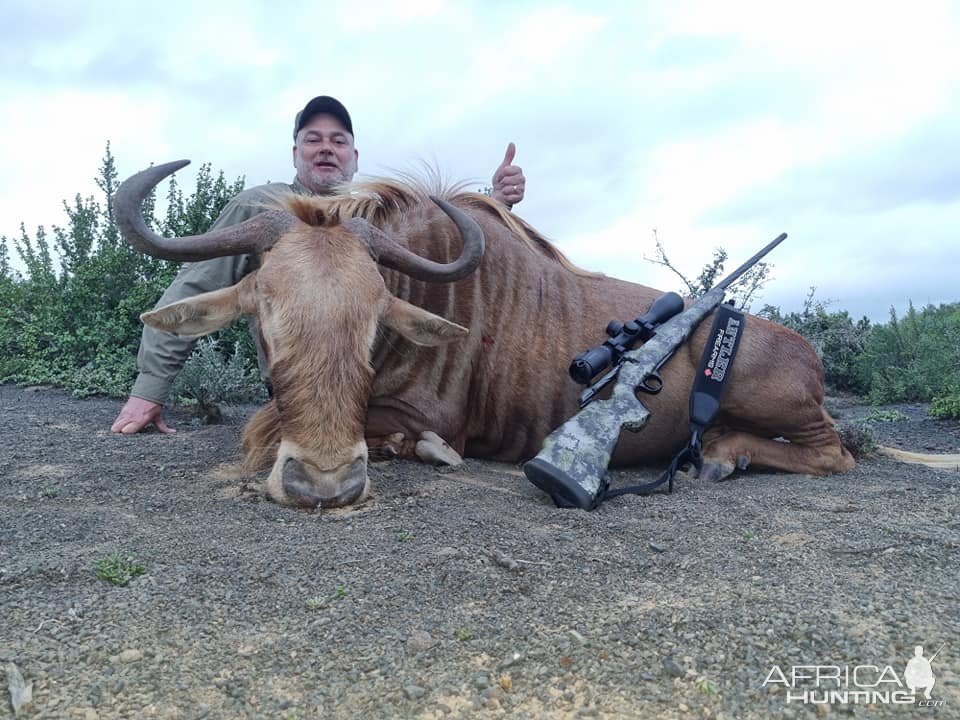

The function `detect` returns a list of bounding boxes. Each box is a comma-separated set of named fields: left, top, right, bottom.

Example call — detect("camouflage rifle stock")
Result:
left=524, top=233, right=787, bottom=509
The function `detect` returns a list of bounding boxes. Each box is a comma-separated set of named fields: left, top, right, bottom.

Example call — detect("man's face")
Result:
left=293, top=114, right=359, bottom=194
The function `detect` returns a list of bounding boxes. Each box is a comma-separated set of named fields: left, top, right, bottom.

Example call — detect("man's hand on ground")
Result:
left=111, top=396, right=175, bottom=435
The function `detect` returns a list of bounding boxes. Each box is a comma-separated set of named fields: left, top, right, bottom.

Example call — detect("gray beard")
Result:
left=311, top=175, right=349, bottom=196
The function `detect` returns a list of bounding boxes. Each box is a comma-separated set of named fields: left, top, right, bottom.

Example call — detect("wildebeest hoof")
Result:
left=415, top=431, right=463, bottom=466
left=699, top=461, right=735, bottom=483
left=736, top=454, right=751, bottom=470
left=367, top=433, right=407, bottom=462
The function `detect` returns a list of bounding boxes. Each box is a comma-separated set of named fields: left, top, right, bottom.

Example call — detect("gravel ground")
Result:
left=1, top=384, right=958, bottom=720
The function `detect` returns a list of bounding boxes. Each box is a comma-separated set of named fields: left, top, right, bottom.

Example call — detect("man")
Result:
left=905, top=645, right=936, bottom=700
left=111, top=96, right=526, bottom=434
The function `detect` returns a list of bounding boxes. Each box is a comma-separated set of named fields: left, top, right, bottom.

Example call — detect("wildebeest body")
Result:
left=364, top=205, right=846, bottom=477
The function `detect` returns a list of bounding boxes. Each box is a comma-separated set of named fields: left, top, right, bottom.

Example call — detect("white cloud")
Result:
left=2, top=1, right=959, bottom=322
left=0, top=90, right=174, bottom=236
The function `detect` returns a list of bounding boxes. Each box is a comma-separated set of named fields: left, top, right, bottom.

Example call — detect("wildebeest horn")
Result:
left=114, top=160, right=296, bottom=262
left=341, top=196, right=485, bottom=282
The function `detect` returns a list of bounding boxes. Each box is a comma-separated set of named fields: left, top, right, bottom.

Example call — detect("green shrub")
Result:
left=0, top=144, right=256, bottom=401
left=7, top=151, right=958, bottom=416
left=172, top=337, right=268, bottom=422
left=857, top=302, right=960, bottom=404
left=864, top=409, right=908, bottom=423
left=762, top=292, right=960, bottom=405
left=836, top=423, right=879, bottom=459
left=929, top=390, right=960, bottom=420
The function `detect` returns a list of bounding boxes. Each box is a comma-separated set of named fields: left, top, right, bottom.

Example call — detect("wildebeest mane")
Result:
left=275, top=175, right=597, bottom=277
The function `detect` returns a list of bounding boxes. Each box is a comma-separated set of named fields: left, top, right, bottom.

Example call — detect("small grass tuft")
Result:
left=696, top=677, right=720, bottom=696
left=837, top=423, right=879, bottom=459
left=95, top=552, right=146, bottom=587
left=455, top=627, right=475, bottom=641
left=865, top=408, right=908, bottom=423
left=305, top=583, right=347, bottom=610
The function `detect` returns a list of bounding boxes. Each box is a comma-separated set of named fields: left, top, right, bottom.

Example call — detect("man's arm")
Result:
left=111, top=190, right=269, bottom=434
left=129, top=252, right=252, bottom=405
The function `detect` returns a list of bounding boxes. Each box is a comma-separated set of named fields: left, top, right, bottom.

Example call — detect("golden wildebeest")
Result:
left=115, top=160, right=855, bottom=508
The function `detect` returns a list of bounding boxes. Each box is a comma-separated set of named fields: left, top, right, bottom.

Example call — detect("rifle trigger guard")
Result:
left=635, top=372, right=663, bottom=395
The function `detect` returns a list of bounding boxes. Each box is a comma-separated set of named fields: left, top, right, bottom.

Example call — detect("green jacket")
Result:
left=131, top=179, right=311, bottom=404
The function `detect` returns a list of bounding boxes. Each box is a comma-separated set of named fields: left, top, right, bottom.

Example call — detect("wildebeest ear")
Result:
left=141, top=273, right=258, bottom=337
left=380, top=297, right=468, bottom=346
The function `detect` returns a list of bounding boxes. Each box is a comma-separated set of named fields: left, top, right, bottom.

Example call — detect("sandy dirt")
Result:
left=1, top=385, right=958, bottom=719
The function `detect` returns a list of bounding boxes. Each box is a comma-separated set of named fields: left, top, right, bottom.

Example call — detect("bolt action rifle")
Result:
left=523, top=233, right=787, bottom=510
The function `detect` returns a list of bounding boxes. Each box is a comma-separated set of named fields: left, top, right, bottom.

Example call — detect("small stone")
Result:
left=474, top=673, right=490, bottom=690
left=649, top=542, right=667, bottom=553
left=117, top=649, right=143, bottom=663
left=406, top=630, right=435, bottom=653
left=404, top=685, right=427, bottom=700
left=662, top=657, right=685, bottom=678
left=568, top=629, right=587, bottom=645
left=499, top=652, right=522, bottom=669
left=84, top=710, right=100, bottom=720
left=5, top=663, right=32, bottom=715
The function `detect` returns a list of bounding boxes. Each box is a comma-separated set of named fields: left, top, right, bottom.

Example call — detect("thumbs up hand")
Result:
left=490, top=142, right=525, bottom=209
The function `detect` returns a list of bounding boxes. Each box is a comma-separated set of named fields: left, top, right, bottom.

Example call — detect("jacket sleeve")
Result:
left=130, top=196, right=262, bottom=405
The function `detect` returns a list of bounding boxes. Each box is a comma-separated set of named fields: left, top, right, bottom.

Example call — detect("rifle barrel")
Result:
left=716, top=232, right=787, bottom=291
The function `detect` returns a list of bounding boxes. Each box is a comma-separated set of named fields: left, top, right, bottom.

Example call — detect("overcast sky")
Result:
left=3, top=0, right=958, bottom=322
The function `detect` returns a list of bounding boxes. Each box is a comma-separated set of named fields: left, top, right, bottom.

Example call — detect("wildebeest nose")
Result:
left=281, top=457, right=367, bottom=509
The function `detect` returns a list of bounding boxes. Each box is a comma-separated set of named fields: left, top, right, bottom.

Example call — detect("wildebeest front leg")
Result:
left=366, top=431, right=464, bottom=466
left=700, top=420, right=854, bottom=480
left=367, top=433, right=408, bottom=461
left=415, top=431, right=464, bottom=466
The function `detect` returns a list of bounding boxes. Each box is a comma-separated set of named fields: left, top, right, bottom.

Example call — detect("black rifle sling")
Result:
left=604, top=303, right=746, bottom=501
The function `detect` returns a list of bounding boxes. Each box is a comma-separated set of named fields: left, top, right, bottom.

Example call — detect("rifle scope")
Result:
left=569, top=292, right=684, bottom=385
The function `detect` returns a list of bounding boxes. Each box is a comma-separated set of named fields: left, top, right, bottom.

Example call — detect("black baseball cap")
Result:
left=293, top=96, right=354, bottom=140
